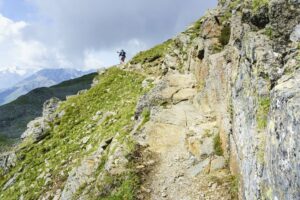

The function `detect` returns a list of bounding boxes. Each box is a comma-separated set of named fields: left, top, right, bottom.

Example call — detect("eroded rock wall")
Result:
left=159, top=0, right=300, bottom=199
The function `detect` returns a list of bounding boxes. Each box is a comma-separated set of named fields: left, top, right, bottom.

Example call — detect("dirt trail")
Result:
left=139, top=72, right=234, bottom=200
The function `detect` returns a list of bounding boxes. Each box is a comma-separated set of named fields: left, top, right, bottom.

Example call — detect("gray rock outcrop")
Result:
left=21, top=97, right=60, bottom=142
left=0, top=152, right=16, bottom=173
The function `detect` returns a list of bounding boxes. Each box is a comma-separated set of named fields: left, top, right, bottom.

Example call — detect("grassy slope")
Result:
left=129, top=39, right=174, bottom=75
left=130, top=39, right=173, bottom=65
left=0, top=68, right=146, bottom=199
left=0, top=73, right=97, bottom=139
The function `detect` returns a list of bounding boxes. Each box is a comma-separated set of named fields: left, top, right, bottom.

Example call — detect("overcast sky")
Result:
left=0, top=0, right=217, bottom=72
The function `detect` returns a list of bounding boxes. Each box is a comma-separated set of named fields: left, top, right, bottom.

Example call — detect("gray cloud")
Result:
left=25, top=0, right=218, bottom=68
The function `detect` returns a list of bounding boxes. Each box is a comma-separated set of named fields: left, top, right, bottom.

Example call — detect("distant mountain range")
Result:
left=0, top=72, right=97, bottom=139
left=0, top=67, right=30, bottom=90
left=0, top=68, right=94, bottom=105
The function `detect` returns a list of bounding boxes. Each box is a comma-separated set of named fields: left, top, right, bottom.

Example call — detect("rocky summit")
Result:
left=0, top=0, right=299, bottom=199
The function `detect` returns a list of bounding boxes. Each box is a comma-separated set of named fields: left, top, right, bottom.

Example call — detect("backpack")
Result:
left=120, top=51, right=126, bottom=57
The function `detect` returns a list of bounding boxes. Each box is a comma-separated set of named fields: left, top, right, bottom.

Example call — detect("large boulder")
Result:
left=21, top=98, right=60, bottom=141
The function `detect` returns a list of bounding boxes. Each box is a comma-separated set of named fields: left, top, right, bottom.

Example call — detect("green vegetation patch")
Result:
left=98, top=171, right=140, bottom=200
left=296, top=43, right=300, bottom=63
left=252, top=0, right=269, bottom=12
left=137, top=108, right=151, bottom=131
left=212, top=43, right=224, bottom=54
left=213, top=133, right=224, bottom=156
left=256, top=97, right=270, bottom=130
left=221, top=11, right=232, bottom=23
left=264, top=27, right=273, bottom=38
left=229, top=0, right=241, bottom=10
left=130, top=39, right=173, bottom=65
left=220, top=0, right=241, bottom=22
left=219, top=24, right=231, bottom=46
left=0, top=68, right=147, bottom=200
left=189, top=18, right=204, bottom=40
left=228, top=175, right=239, bottom=200
left=208, top=174, right=239, bottom=200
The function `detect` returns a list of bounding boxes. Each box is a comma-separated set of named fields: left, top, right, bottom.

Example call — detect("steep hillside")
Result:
left=0, top=0, right=299, bottom=199
left=0, top=68, right=148, bottom=199
left=0, top=73, right=97, bottom=139
left=0, top=68, right=92, bottom=105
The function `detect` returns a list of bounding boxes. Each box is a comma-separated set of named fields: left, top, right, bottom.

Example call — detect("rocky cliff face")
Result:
left=129, top=0, right=300, bottom=199
left=0, top=0, right=299, bottom=199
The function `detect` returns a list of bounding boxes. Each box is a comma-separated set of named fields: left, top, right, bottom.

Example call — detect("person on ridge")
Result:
left=118, top=49, right=126, bottom=64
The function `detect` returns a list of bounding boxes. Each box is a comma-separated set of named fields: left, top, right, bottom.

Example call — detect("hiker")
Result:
left=118, top=50, right=126, bottom=64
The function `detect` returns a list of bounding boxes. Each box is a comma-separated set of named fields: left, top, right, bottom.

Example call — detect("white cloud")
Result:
left=0, top=66, right=28, bottom=76
left=83, top=50, right=105, bottom=69
left=0, top=14, right=50, bottom=71
left=23, top=0, right=217, bottom=70
left=0, top=14, right=27, bottom=42
left=82, top=38, right=147, bottom=69
left=0, top=1, right=218, bottom=72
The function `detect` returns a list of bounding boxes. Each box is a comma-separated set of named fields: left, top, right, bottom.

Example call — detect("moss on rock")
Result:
left=213, top=133, right=224, bottom=156
left=219, top=24, right=231, bottom=46
left=252, top=0, right=269, bottom=12
left=256, top=97, right=270, bottom=130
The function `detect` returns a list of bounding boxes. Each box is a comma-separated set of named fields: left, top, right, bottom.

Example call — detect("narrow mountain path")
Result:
left=139, top=72, right=234, bottom=200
